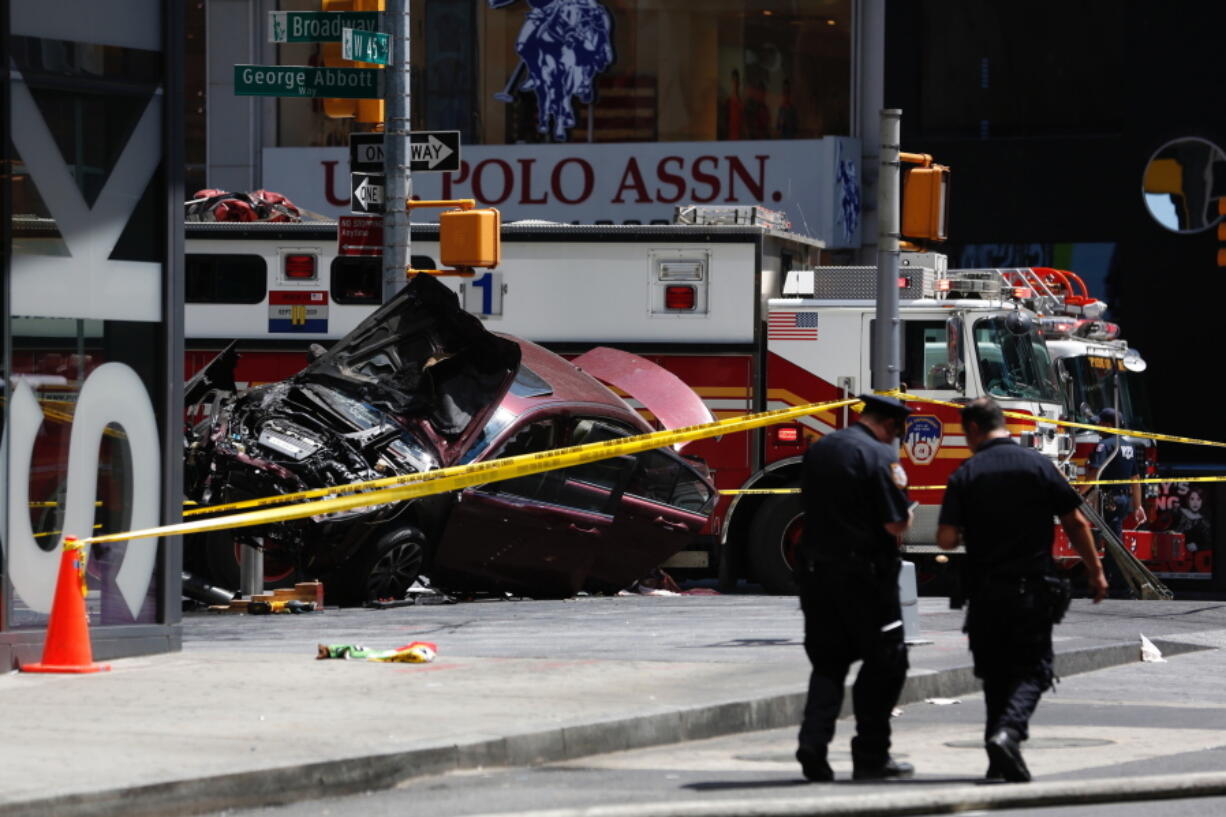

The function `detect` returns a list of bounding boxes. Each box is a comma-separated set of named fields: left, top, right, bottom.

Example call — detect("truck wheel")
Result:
left=338, top=527, right=425, bottom=606
left=748, top=492, right=803, bottom=595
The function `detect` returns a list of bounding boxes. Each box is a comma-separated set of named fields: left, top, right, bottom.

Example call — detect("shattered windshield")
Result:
left=973, top=316, right=1061, bottom=402
left=1060, top=356, right=1152, bottom=431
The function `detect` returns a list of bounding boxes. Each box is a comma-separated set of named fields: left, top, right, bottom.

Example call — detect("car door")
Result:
left=596, top=448, right=716, bottom=589
left=433, top=417, right=634, bottom=597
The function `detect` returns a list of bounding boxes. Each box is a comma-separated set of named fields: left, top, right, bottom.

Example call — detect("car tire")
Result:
left=748, top=491, right=803, bottom=595
left=338, top=526, right=426, bottom=606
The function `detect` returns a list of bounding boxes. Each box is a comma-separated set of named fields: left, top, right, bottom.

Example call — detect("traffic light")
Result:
left=900, top=155, right=950, bottom=243
left=321, top=0, right=384, bottom=123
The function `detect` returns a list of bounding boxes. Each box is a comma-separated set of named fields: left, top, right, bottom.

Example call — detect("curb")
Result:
left=462, top=771, right=1226, bottom=817
left=0, top=637, right=1207, bottom=817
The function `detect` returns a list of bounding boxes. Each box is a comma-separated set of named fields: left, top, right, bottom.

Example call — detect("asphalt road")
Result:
left=198, top=598, right=1226, bottom=817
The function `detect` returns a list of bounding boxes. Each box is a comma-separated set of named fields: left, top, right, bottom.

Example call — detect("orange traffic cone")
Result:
left=21, top=536, right=110, bottom=674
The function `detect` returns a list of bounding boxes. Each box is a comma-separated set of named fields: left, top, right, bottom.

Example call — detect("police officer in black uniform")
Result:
left=795, top=393, right=915, bottom=783
left=937, top=398, right=1107, bottom=783
left=1083, top=407, right=1146, bottom=596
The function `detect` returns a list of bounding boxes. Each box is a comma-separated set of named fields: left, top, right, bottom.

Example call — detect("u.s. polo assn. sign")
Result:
left=264, top=136, right=862, bottom=249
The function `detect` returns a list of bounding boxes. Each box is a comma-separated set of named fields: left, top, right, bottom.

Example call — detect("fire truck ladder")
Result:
left=1077, top=497, right=1174, bottom=601
left=950, top=267, right=1099, bottom=317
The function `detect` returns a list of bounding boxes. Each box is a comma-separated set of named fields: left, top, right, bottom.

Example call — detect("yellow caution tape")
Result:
left=180, top=395, right=865, bottom=521
left=896, top=391, right=1226, bottom=450
left=83, top=397, right=860, bottom=546
left=722, top=475, right=1226, bottom=496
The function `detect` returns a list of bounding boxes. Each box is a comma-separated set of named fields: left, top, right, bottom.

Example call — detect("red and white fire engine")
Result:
left=185, top=208, right=1080, bottom=592
left=985, top=267, right=1180, bottom=569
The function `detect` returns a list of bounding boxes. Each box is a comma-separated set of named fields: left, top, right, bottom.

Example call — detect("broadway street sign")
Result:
left=269, top=11, right=378, bottom=43
left=341, top=27, right=390, bottom=66
left=234, top=65, right=383, bottom=99
left=348, top=130, right=461, bottom=173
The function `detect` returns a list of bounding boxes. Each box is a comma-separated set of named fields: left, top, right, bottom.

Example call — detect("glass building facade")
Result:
left=1, top=1, right=184, bottom=669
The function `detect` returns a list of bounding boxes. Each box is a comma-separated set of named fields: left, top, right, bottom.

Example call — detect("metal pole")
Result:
left=383, top=0, right=411, bottom=301
left=873, top=108, right=902, bottom=392
left=239, top=542, right=264, bottom=599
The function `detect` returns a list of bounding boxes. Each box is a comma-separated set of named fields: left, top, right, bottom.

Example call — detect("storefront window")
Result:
left=4, top=3, right=181, bottom=662
left=275, top=0, right=851, bottom=147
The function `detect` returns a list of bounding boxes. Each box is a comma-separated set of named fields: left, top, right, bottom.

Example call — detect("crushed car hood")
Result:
left=299, top=274, right=521, bottom=462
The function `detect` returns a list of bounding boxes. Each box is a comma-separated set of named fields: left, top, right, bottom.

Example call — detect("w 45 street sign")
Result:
left=342, top=27, right=390, bottom=66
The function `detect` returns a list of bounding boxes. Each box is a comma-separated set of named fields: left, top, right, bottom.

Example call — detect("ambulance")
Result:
left=184, top=208, right=1075, bottom=592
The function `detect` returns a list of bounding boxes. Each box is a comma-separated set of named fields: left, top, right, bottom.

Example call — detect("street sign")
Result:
left=351, top=173, right=385, bottom=214
left=269, top=11, right=379, bottom=43
left=347, top=131, right=461, bottom=173
left=338, top=215, right=383, bottom=256
left=234, top=65, right=383, bottom=99
left=349, top=132, right=385, bottom=173
left=342, top=27, right=390, bottom=66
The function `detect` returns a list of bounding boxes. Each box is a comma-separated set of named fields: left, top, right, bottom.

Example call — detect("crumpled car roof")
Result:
left=299, top=274, right=521, bottom=444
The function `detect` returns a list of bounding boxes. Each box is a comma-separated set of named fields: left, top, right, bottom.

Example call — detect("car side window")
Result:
left=487, top=420, right=559, bottom=501
left=625, top=450, right=713, bottom=513
left=561, top=417, right=642, bottom=500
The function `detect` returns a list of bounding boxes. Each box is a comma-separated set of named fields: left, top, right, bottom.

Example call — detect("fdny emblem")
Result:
left=904, top=415, right=943, bottom=466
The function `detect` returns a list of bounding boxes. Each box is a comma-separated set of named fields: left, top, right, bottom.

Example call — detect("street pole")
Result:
left=383, top=0, right=410, bottom=301
left=873, top=108, right=902, bottom=393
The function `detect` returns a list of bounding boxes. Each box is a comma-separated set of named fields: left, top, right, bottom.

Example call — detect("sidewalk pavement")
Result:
left=1, top=595, right=1223, bottom=817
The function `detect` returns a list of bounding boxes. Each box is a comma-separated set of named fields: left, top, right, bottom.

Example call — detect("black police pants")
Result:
left=797, top=563, right=908, bottom=764
left=1102, top=495, right=1132, bottom=595
left=966, top=583, right=1054, bottom=743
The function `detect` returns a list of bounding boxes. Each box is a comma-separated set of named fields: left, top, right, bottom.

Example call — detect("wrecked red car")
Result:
left=185, top=274, right=716, bottom=604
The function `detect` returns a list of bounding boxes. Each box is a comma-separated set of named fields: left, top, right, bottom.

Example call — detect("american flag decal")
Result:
left=768, top=311, right=819, bottom=341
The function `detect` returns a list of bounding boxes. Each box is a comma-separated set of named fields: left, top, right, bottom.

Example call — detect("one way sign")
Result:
left=349, top=130, right=461, bottom=174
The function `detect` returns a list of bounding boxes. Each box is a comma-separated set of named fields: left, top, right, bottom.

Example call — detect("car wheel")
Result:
left=748, top=491, right=803, bottom=595
left=340, top=527, right=425, bottom=606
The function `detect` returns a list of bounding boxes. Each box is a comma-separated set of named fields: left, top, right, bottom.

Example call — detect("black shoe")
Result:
left=796, top=745, right=834, bottom=782
left=852, top=756, right=914, bottom=780
left=985, top=761, right=1003, bottom=781
left=985, top=729, right=1031, bottom=783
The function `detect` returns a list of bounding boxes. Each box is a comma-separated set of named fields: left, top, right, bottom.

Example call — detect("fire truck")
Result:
left=184, top=210, right=1073, bottom=593
left=979, top=267, right=1181, bottom=570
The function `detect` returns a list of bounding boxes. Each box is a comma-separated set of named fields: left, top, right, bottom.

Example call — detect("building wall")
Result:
left=884, top=0, right=1226, bottom=451
left=2, top=0, right=183, bottom=669
left=201, top=0, right=868, bottom=248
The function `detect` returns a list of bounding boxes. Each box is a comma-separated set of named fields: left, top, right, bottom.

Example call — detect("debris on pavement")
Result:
left=1140, top=634, right=1166, bottom=663
left=249, top=600, right=315, bottom=614
left=364, top=579, right=457, bottom=609
left=316, top=641, right=438, bottom=663
left=207, top=582, right=326, bottom=614
left=925, top=697, right=962, bottom=705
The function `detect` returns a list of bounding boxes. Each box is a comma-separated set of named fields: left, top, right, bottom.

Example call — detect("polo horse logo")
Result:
left=489, top=0, right=615, bottom=141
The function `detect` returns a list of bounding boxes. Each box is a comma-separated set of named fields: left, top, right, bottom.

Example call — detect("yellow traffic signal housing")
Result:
left=321, top=0, right=384, bottom=123
left=440, top=207, right=501, bottom=269
left=902, top=164, right=950, bottom=242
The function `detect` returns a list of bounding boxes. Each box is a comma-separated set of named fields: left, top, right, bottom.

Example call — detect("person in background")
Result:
left=938, top=398, right=1107, bottom=783
left=1083, top=407, right=1146, bottom=597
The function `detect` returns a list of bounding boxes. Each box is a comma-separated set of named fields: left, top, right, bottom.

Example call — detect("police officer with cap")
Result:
left=1083, top=407, right=1146, bottom=596
left=795, top=393, right=915, bottom=782
left=938, top=397, right=1107, bottom=783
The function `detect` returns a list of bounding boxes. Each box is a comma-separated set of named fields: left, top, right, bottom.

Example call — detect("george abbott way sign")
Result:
left=234, top=65, right=383, bottom=99
left=263, top=137, right=863, bottom=248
